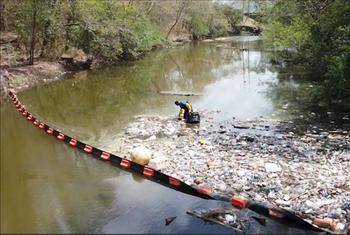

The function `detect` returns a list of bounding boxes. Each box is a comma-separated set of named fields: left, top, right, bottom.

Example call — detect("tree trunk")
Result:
left=40, top=37, right=48, bottom=58
left=29, top=3, right=37, bottom=65
left=64, top=17, right=71, bottom=51
left=166, top=19, right=179, bottom=40
left=166, top=2, right=186, bottom=40
left=65, top=27, right=69, bottom=51
left=146, top=1, right=155, bottom=15
left=40, top=22, right=50, bottom=57
left=0, top=0, right=6, bottom=31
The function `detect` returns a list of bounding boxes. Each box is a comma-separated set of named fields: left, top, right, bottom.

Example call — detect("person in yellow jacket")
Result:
left=175, top=100, right=193, bottom=120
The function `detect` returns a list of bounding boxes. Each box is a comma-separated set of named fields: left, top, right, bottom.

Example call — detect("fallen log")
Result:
left=159, top=91, right=202, bottom=96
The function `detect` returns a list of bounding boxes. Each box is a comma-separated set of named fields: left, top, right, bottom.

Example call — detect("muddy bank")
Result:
left=0, top=32, right=68, bottom=98
left=105, top=111, right=350, bottom=232
left=0, top=61, right=66, bottom=98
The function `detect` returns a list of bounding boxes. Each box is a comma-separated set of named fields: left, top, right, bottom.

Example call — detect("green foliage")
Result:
left=186, top=2, right=229, bottom=39
left=189, top=16, right=209, bottom=39
left=216, top=4, right=241, bottom=32
left=72, top=1, right=163, bottom=61
left=324, top=54, right=350, bottom=98
left=5, top=0, right=53, bottom=51
left=2, top=0, right=163, bottom=62
left=2, top=0, right=245, bottom=63
left=262, top=0, right=350, bottom=100
left=263, top=17, right=311, bottom=49
left=208, top=14, right=230, bottom=37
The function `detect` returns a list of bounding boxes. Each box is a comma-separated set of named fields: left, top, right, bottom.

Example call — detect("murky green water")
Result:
left=1, top=37, right=326, bottom=234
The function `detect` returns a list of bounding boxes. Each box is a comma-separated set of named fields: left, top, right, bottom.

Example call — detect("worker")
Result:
left=175, top=100, right=193, bottom=121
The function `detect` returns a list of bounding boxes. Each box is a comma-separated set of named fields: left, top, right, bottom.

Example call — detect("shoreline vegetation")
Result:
left=1, top=0, right=348, bottom=104
left=0, top=0, right=251, bottom=97
left=0, top=35, right=250, bottom=97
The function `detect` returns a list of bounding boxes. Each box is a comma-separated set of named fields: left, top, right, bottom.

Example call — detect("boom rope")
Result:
left=7, top=91, right=326, bottom=233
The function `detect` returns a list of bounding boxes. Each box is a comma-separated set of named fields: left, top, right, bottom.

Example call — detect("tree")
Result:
left=1, top=0, right=239, bottom=65
left=4, top=0, right=55, bottom=65
left=185, top=2, right=229, bottom=39
left=216, top=4, right=241, bottom=34
left=0, top=0, right=6, bottom=31
left=262, top=0, right=350, bottom=99
left=28, top=0, right=38, bottom=65
left=166, top=1, right=188, bottom=40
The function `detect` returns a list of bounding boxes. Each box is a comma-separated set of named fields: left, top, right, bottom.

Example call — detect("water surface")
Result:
left=1, top=37, right=320, bottom=234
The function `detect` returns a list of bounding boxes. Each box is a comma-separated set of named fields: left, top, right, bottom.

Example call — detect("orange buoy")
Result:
left=312, top=218, right=337, bottom=231
left=120, top=159, right=131, bottom=169
left=169, top=177, right=181, bottom=187
left=196, top=186, right=214, bottom=196
left=69, top=139, right=77, bottom=147
left=57, top=133, right=65, bottom=140
left=38, top=122, right=45, bottom=129
left=46, top=127, right=54, bottom=135
left=84, top=145, right=93, bottom=153
left=100, top=152, right=110, bottom=160
left=231, top=196, right=248, bottom=209
left=143, top=167, right=154, bottom=177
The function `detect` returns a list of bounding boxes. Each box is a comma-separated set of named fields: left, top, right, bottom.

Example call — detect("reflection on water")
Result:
left=1, top=37, right=315, bottom=233
left=196, top=49, right=277, bottom=120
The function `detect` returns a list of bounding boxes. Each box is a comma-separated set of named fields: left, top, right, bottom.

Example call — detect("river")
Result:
left=1, top=36, right=342, bottom=234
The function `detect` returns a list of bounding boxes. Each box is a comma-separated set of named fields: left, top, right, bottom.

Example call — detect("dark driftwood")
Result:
left=186, top=210, right=242, bottom=232
left=233, top=125, right=250, bottom=129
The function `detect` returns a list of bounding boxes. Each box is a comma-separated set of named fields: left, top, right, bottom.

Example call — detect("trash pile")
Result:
left=108, top=111, right=350, bottom=232
left=186, top=208, right=246, bottom=232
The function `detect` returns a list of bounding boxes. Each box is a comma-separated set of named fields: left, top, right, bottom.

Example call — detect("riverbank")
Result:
left=0, top=32, right=68, bottom=98
left=0, top=61, right=66, bottom=97
left=0, top=34, right=254, bottom=99
left=107, top=112, right=350, bottom=232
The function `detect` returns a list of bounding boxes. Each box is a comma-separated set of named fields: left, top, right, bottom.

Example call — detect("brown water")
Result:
left=1, top=37, right=322, bottom=234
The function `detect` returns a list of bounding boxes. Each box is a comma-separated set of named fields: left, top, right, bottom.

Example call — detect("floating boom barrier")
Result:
left=8, top=91, right=327, bottom=233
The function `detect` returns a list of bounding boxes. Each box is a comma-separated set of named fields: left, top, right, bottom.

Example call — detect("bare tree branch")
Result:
left=166, top=1, right=188, bottom=40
